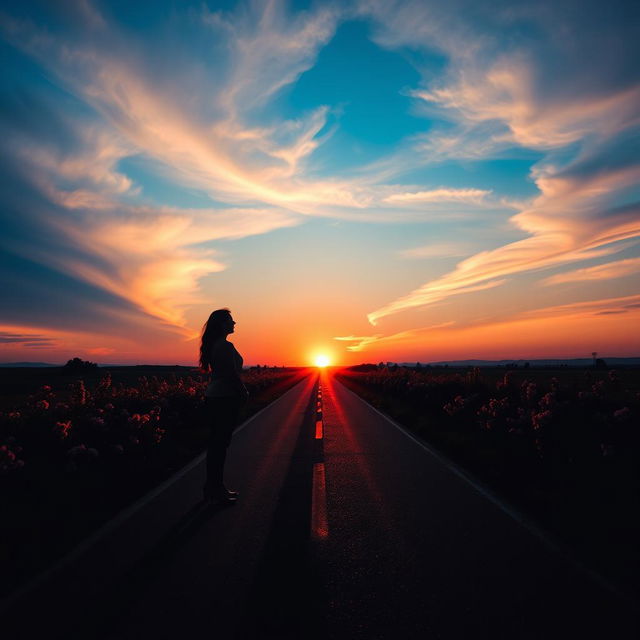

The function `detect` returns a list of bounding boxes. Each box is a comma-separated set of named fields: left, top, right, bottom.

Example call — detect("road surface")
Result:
left=74, top=369, right=636, bottom=639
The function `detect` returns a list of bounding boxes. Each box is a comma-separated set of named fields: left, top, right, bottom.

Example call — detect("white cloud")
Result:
left=383, top=188, right=491, bottom=205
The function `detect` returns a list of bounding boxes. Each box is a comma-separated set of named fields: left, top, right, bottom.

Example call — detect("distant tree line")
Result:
left=63, top=357, right=98, bottom=374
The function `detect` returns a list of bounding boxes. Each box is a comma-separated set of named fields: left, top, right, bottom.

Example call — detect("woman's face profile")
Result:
left=224, top=315, right=236, bottom=335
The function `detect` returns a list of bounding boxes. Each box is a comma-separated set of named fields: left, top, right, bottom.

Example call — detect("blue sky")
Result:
left=0, top=0, right=639, bottom=364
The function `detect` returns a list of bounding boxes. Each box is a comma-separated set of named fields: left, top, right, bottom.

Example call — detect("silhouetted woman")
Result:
left=199, top=308, right=248, bottom=504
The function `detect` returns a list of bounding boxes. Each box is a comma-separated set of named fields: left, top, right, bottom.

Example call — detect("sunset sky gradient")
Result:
left=1, top=0, right=639, bottom=365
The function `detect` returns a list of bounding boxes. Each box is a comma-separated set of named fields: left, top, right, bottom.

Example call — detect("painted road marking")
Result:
left=311, top=462, right=329, bottom=540
left=316, top=388, right=323, bottom=438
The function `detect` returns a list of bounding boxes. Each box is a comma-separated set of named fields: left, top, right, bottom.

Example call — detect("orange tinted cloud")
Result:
left=541, top=257, right=640, bottom=286
left=361, top=1, right=640, bottom=330
left=369, top=166, right=640, bottom=324
left=54, top=205, right=299, bottom=331
left=86, top=347, right=115, bottom=356
left=344, top=294, right=640, bottom=362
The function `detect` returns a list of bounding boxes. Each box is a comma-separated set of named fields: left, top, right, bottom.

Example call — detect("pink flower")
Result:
left=54, top=420, right=72, bottom=440
left=0, top=444, right=25, bottom=474
left=127, top=413, right=150, bottom=429
left=443, top=395, right=466, bottom=416
left=532, top=410, right=552, bottom=430
left=36, top=400, right=49, bottom=410
left=522, top=381, right=537, bottom=403
left=539, top=392, right=557, bottom=409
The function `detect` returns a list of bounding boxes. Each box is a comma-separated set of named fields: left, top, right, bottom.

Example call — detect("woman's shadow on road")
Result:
left=74, top=499, right=234, bottom=639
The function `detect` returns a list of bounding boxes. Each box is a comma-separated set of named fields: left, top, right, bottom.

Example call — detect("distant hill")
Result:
left=406, top=358, right=640, bottom=367
left=101, top=364, right=194, bottom=369
left=0, top=362, right=60, bottom=367
left=0, top=362, right=195, bottom=368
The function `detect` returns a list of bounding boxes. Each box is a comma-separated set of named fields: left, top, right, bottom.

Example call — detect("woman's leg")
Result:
left=205, top=397, right=240, bottom=495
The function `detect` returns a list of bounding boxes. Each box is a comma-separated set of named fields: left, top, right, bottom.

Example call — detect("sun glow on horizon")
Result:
left=314, top=354, right=331, bottom=367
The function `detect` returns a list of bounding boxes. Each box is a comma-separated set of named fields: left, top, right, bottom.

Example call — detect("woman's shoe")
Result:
left=203, top=485, right=238, bottom=504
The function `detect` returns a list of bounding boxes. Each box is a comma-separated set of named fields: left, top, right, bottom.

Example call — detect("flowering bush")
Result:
left=0, top=367, right=298, bottom=478
left=0, top=441, right=24, bottom=475
left=337, top=365, right=640, bottom=477
left=0, top=365, right=304, bottom=598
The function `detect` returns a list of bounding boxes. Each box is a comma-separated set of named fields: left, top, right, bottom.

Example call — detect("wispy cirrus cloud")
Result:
left=55, top=204, right=300, bottom=330
left=369, top=278, right=508, bottom=325
left=333, top=334, right=383, bottom=352
left=0, top=2, right=517, bottom=219
left=347, top=294, right=640, bottom=356
left=203, top=0, right=341, bottom=117
left=0, top=88, right=300, bottom=333
left=540, top=257, right=640, bottom=286
left=1, top=0, right=527, bottom=348
left=383, top=188, right=491, bottom=205
left=516, top=293, right=640, bottom=321
left=369, top=195, right=640, bottom=325
left=0, top=1, right=337, bottom=338
left=0, top=332, right=57, bottom=349
left=363, top=0, right=640, bottom=325
left=0, top=3, right=352, bottom=213
left=335, top=322, right=455, bottom=352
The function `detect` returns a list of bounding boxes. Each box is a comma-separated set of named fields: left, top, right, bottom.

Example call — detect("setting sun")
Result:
left=314, top=355, right=330, bottom=367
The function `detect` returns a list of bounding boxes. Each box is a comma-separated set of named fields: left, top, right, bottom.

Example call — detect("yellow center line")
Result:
left=315, top=419, right=323, bottom=439
left=311, top=462, right=329, bottom=540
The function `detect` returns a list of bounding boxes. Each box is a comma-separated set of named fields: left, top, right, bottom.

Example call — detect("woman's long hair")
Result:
left=199, top=308, right=231, bottom=372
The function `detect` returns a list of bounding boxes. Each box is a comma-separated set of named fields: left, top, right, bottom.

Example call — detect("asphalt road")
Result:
left=82, top=369, right=636, bottom=639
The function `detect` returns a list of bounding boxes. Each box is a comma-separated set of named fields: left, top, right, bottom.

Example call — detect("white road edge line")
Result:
left=336, top=379, right=637, bottom=605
